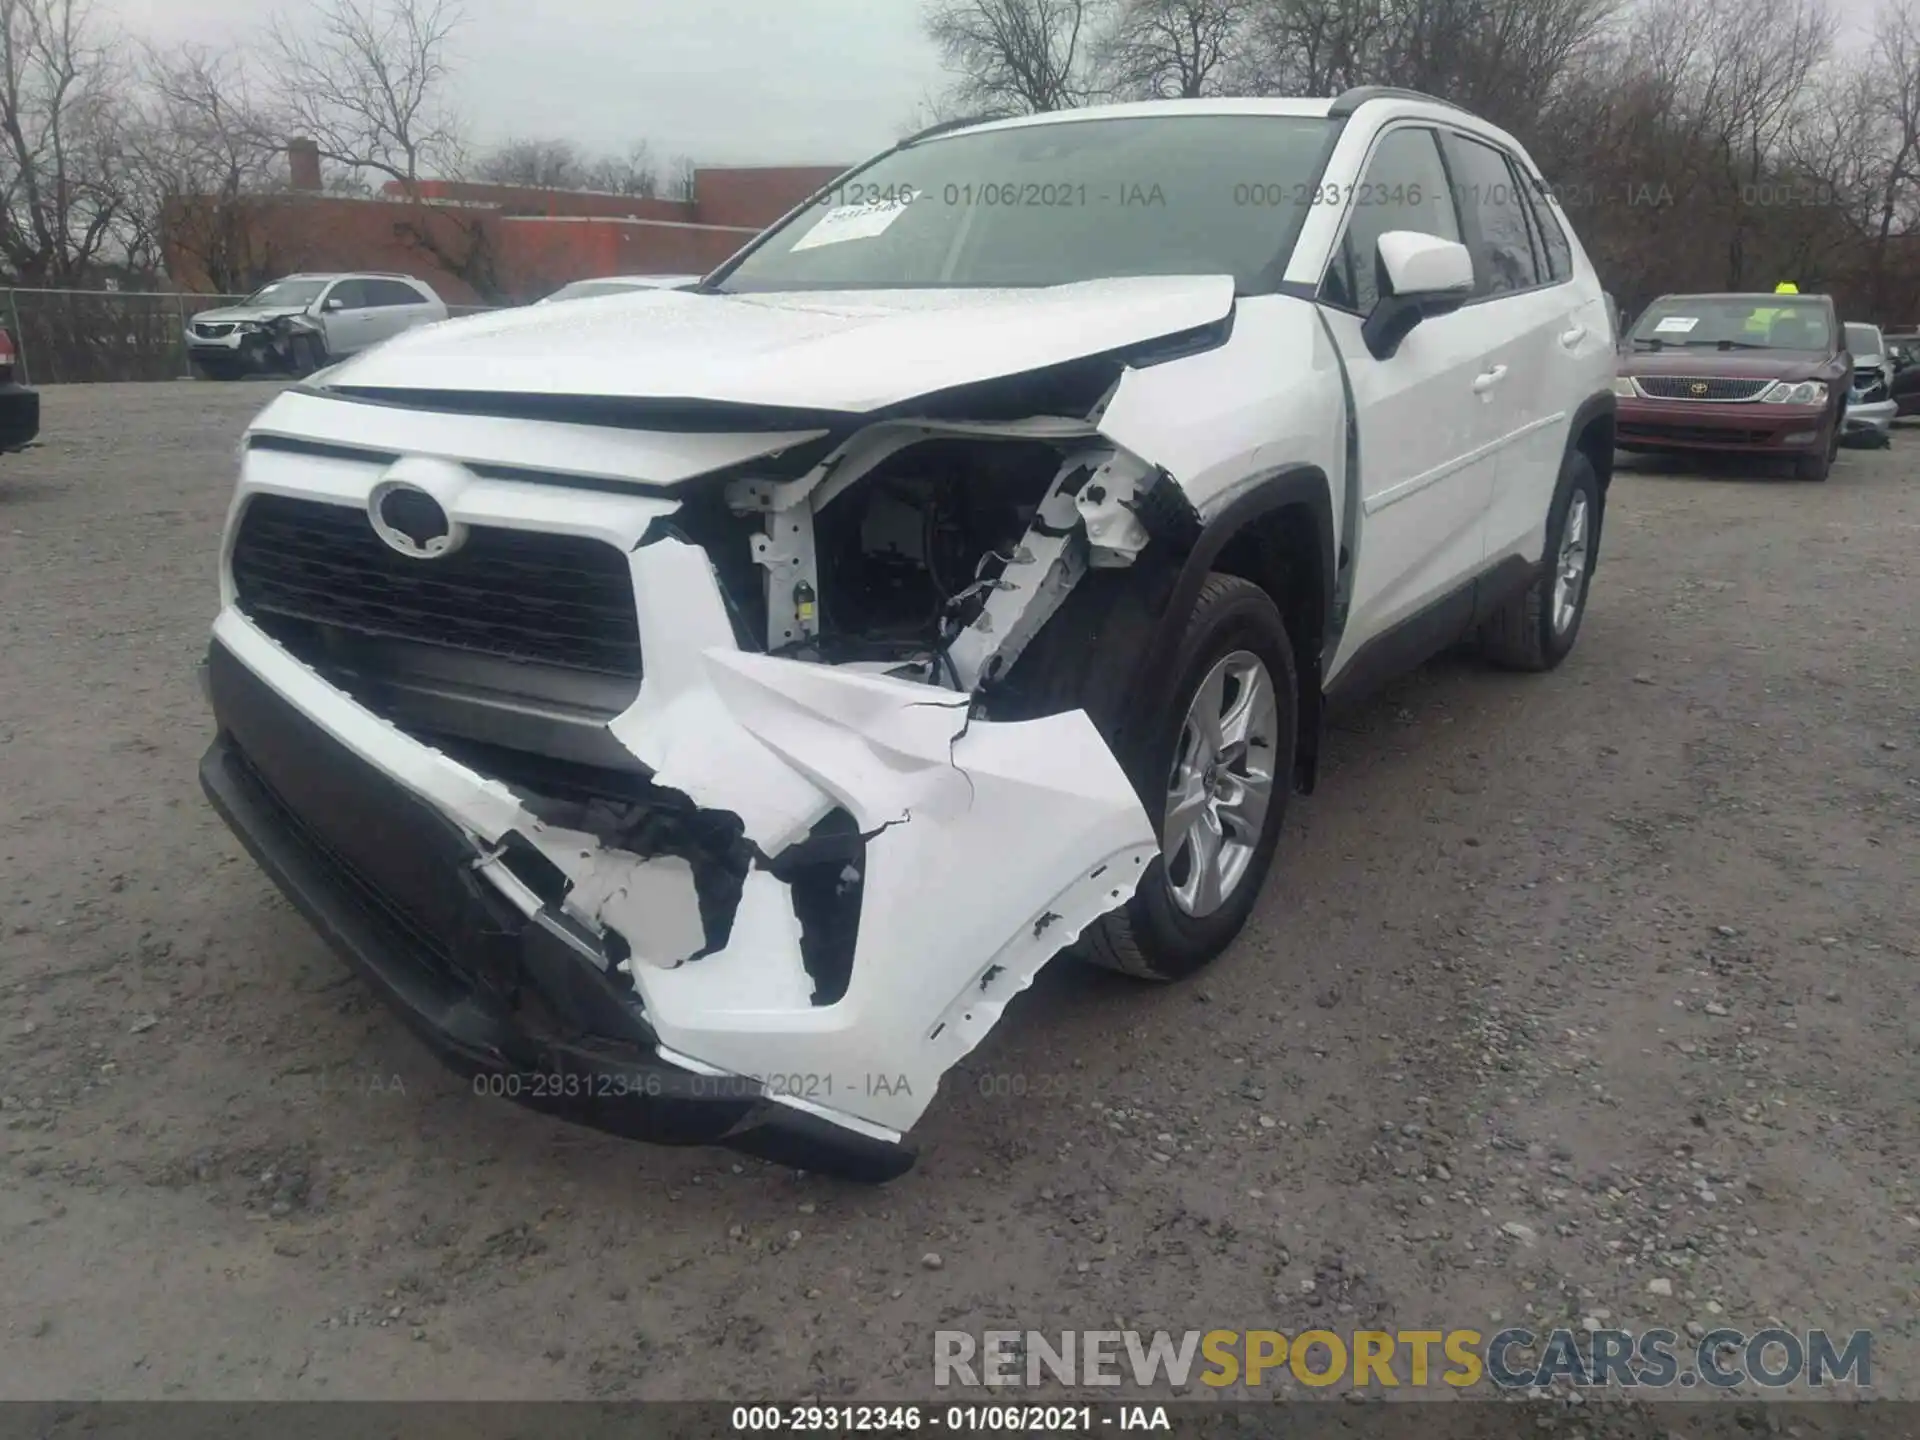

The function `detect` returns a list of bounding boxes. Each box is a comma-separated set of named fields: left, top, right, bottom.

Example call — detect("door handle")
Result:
left=1559, top=324, right=1587, bottom=348
left=1472, top=364, right=1509, bottom=394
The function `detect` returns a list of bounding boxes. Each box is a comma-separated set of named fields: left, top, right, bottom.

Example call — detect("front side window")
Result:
left=326, top=279, right=372, bottom=310
left=1318, top=126, right=1461, bottom=314
left=246, top=279, right=328, bottom=310
left=715, top=115, right=1338, bottom=294
left=1448, top=135, right=1540, bottom=295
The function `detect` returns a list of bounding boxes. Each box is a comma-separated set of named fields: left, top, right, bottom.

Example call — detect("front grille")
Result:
left=231, top=494, right=642, bottom=676
left=194, top=323, right=235, bottom=339
left=1634, top=376, right=1769, bottom=401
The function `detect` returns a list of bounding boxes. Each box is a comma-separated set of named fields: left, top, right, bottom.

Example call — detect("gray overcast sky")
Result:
left=99, top=0, right=950, bottom=166
left=100, top=0, right=1881, bottom=168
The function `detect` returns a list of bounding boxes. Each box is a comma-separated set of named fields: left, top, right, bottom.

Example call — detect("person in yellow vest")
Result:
left=1745, top=282, right=1802, bottom=336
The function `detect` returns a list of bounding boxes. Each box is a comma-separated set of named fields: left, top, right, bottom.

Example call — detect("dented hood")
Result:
left=314, top=275, right=1238, bottom=413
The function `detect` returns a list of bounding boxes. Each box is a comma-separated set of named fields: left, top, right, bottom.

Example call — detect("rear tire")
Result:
left=1479, top=449, right=1599, bottom=672
left=1079, top=573, right=1297, bottom=982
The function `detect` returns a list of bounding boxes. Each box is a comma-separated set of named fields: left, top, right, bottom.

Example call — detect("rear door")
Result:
left=366, top=278, right=438, bottom=341
left=1316, top=124, right=1498, bottom=671
left=1439, top=131, right=1608, bottom=572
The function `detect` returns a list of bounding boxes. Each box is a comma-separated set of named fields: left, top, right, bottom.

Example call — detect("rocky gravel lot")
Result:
left=0, top=382, right=1914, bottom=1405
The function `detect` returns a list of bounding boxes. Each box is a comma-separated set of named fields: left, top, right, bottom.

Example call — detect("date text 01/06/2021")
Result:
left=469, top=1069, right=913, bottom=1103
left=729, top=1404, right=1170, bottom=1432
left=817, top=182, right=1169, bottom=209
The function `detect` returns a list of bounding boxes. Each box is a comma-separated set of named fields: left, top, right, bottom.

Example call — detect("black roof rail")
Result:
left=898, top=111, right=1014, bottom=146
left=1328, top=86, right=1465, bottom=118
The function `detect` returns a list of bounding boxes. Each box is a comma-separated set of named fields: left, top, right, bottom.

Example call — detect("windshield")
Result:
left=1844, top=323, right=1882, bottom=356
left=715, top=115, right=1337, bottom=293
left=244, top=279, right=329, bottom=309
left=1629, top=295, right=1834, bottom=351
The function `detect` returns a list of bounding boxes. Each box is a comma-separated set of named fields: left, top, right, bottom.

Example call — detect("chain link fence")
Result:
left=1, top=288, right=502, bottom=386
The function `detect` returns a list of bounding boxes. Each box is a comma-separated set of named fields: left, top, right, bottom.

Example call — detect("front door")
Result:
left=1316, top=124, right=1498, bottom=678
left=318, top=279, right=379, bottom=355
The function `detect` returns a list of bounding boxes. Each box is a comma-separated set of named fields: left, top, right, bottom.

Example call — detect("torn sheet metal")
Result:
left=638, top=651, right=1157, bottom=1132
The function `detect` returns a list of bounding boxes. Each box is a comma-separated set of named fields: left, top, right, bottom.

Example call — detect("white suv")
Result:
left=187, top=273, right=449, bottom=379
left=199, top=89, right=1617, bottom=1180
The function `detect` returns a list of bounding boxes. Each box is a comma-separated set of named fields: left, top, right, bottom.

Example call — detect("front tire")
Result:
left=1479, top=449, right=1600, bottom=672
left=1080, top=574, right=1297, bottom=982
left=1795, top=424, right=1838, bottom=480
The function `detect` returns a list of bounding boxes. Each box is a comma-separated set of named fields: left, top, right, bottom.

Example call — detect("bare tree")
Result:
left=125, top=43, right=281, bottom=289
left=923, top=0, right=1106, bottom=114
left=0, top=0, right=139, bottom=285
left=474, top=135, right=585, bottom=189
left=582, top=140, right=658, bottom=197
left=1858, top=0, right=1920, bottom=311
left=665, top=154, right=697, bottom=203
left=265, top=0, right=464, bottom=187
left=1095, top=0, right=1251, bottom=98
left=264, top=0, right=505, bottom=297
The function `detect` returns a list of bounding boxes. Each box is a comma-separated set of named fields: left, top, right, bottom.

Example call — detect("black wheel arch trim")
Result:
left=1115, top=464, right=1336, bottom=796
left=1563, top=389, right=1616, bottom=572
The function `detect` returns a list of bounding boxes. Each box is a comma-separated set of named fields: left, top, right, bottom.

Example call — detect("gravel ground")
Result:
left=0, top=382, right=1914, bottom=1402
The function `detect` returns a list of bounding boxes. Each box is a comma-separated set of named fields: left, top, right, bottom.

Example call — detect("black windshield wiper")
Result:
left=1630, top=337, right=1666, bottom=349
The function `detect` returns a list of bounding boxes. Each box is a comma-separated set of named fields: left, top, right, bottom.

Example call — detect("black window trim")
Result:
left=1439, top=129, right=1574, bottom=305
left=1519, top=160, right=1575, bottom=284
left=1312, top=120, right=1466, bottom=319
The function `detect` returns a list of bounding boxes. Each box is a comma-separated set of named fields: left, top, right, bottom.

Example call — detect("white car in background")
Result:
left=538, top=274, right=703, bottom=303
left=187, top=273, right=449, bottom=379
left=1841, top=321, right=1898, bottom=447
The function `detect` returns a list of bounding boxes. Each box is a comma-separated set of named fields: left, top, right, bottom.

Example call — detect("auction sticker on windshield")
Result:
left=1653, top=315, right=1699, bottom=333
left=790, top=194, right=917, bottom=251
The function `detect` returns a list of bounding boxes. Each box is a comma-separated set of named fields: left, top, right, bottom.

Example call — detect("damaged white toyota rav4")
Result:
left=200, top=89, right=1617, bottom=1180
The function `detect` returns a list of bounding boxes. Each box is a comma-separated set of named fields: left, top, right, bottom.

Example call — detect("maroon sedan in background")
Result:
left=1614, top=292, right=1850, bottom=481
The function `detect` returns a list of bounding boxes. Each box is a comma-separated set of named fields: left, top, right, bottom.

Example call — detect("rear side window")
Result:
left=1522, top=172, right=1574, bottom=282
left=1447, top=134, right=1541, bottom=295
left=367, top=279, right=428, bottom=307
left=1319, top=127, right=1461, bottom=314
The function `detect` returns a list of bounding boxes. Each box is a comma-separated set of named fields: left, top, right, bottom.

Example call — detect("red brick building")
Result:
left=164, top=144, right=848, bottom=302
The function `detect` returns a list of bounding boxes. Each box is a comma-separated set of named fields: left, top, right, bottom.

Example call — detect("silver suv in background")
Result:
left=188, top=273, right=450, bottom=380
left=1841, top=321, right=1897, bottom=447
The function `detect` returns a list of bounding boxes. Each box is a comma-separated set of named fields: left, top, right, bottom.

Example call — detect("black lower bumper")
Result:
left=199, top=638, right=913, bottom=1182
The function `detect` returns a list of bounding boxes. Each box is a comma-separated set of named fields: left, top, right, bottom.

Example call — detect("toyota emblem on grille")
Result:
left=1690, top=381, right=1709, bottom=395
left=368, top=480, right=466, bottom=559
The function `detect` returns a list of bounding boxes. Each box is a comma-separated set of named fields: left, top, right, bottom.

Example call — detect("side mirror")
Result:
left=323, top=296, right=345, bottom=312
left=1362, top=231, right=1475, bottom=360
